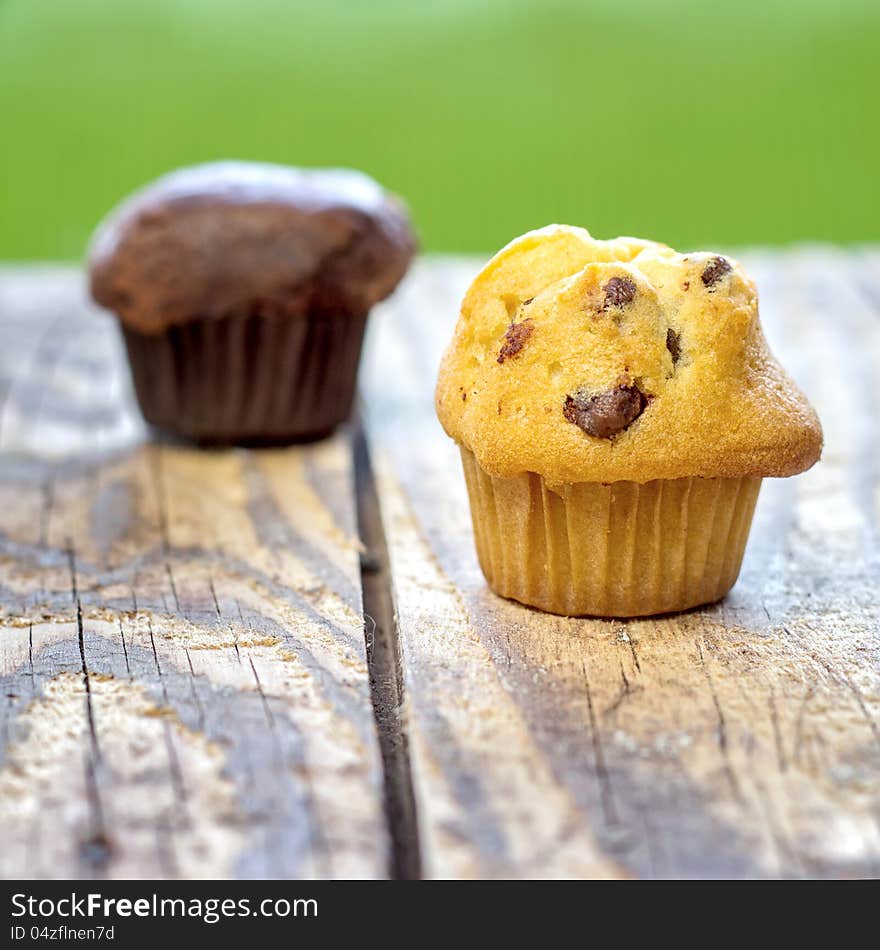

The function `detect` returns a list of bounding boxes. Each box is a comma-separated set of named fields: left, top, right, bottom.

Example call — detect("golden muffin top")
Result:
left=435, top=225, right=822, bottom=487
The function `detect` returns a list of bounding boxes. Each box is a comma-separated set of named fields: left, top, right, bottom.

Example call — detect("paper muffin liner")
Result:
left=460, top=448, right=761, bottom=617
left=122, top=310, right=367, bottom=444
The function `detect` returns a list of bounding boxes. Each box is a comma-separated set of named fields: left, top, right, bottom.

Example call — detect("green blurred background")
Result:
left=1, top=0, right=878, bottom=259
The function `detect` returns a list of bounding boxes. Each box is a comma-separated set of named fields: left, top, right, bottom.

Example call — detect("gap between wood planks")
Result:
left=351, top=411, right=423, bottom=880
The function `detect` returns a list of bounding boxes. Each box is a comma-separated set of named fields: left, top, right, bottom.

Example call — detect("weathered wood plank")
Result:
left=363, top=250, right=880, bottom=879
left=2, top=252, right=878, bottom=880
left=0, top=270, right=388, bottom=879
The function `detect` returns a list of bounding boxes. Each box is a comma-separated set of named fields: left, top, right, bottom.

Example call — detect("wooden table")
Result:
left=0, top=251, right=877, bottom=880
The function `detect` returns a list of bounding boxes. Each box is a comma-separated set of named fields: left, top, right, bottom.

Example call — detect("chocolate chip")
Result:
left=497, top=319, right=533, bottom=363
left=602, top=276, right=637, bottom=310
left=701, top=256, right=732, bottom=288
left=666, top=327, right=681, bottom=364
left=563, top=385, right=648, bottom=438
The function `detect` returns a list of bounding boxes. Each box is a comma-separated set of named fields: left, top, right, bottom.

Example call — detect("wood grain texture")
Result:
left=362, top=251, right=880, bottom=879
left=1, top=252, right=877, bottom=880
left=0, top=269, right=388, bottom=879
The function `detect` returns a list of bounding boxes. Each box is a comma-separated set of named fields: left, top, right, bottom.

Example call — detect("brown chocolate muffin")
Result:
left=89, top=161, right=415, bottom=443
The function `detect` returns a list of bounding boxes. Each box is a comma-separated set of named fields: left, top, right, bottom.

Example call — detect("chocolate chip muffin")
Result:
left=89, top=161, right=415, bottom=443
left=436, top=225, right=822, bottom=617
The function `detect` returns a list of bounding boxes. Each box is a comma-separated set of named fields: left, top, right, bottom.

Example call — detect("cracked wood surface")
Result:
left=0, top=269, right=387, bottom=878
left=362, top=251, right=880, bottom=879
left=1, top=252, right=878, bottom=880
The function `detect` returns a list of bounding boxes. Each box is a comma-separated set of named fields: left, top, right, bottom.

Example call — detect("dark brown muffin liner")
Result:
left=121, top=310, right=367, bottom=444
